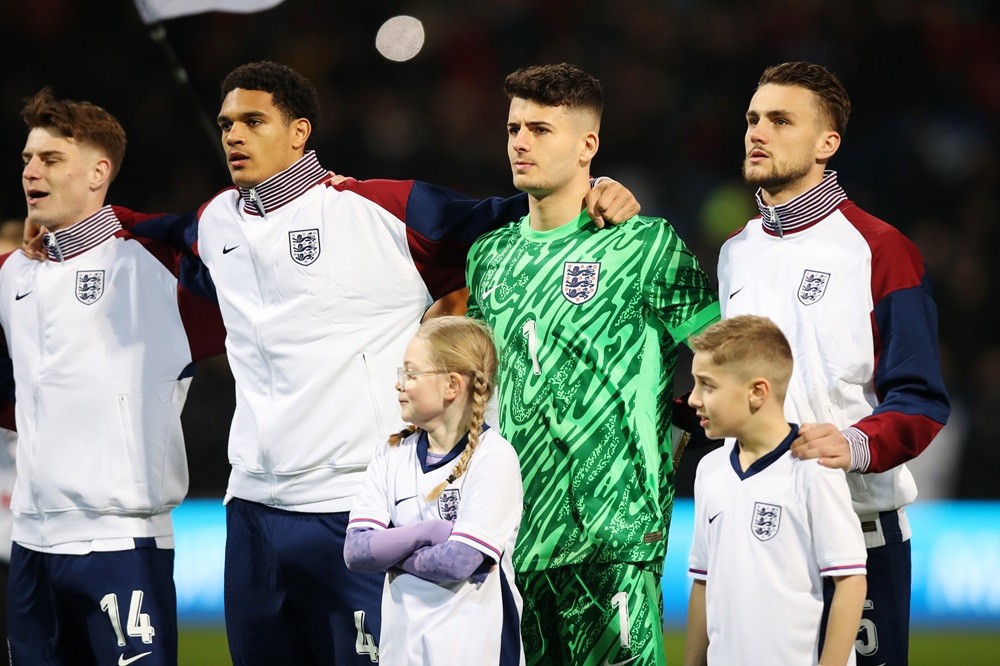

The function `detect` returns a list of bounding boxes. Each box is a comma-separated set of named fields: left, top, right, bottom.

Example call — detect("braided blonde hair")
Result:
left=388, top=316, right=498, bottom=501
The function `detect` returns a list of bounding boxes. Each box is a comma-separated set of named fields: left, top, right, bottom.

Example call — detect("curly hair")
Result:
left=221, top=61, right=321, bottom=129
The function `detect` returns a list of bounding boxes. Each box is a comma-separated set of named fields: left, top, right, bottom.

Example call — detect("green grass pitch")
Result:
left=179, top=627, right=1000, bottom=665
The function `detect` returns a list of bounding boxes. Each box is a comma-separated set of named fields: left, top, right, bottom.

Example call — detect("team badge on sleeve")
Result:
left=437, top=489, right=460, bottom=521
left=797, top=270, right=830, bottom=305
left=562, top=262, right=600, bottom=304
left=751, top=502, right=781, bottom=541
left=76, top=270, right=105, bottom=305
left=289, top=229, right=321, bottom=266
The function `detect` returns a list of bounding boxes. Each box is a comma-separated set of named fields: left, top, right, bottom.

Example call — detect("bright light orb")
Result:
left=376, top=15, right=425, bottom=62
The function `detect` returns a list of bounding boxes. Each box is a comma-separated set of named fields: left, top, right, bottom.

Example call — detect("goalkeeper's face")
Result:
left=742, top=83, right=838, bottom=205
left=507, top=97, right=599, bottom=199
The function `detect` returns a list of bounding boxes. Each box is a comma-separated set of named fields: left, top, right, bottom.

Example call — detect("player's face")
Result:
left=688, top=353, right=753, bottom=440
left=396, top=337, right=449, bottom=428
left=21, top=127, right=105, bottom=231
left=217, top=88, right=306, bottom=188
left=507, top=98, right=598, bottom=198
left=742, top=83, right=832, bottom=204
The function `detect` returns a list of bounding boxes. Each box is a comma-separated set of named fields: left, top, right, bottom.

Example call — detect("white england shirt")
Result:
left=349, top=427, right=524, bottom=666
left=688, top=426, right=866, bottom=665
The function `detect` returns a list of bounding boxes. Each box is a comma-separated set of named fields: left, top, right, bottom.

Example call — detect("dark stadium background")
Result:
left=2, top=2, right=998, bottom=662
left=3, top=0, right=995, bottom=500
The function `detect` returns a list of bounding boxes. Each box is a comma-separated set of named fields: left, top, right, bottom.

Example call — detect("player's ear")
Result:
left=89, top=154, right=113, bottom=192
left=290, top=117, right=311, bottom=151
left=580, top=129, right=599, bottom=163
left=748, top=377, right=770, bottom=411
left=816, top=130, right=840, bottom=162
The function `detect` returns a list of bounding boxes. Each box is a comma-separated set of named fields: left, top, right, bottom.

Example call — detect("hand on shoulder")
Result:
left=790, top=423, right=852, bottom=471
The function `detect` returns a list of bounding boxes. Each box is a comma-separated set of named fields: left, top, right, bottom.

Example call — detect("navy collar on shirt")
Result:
left=238, top=150, right=329, bottom=217
left=417, top=424, right=491, bottom=474
left=44, top=205, right=122, bottom=262
left=729, top=423, right=799, bottom=480
left=754, top=171, right=848, bottom=236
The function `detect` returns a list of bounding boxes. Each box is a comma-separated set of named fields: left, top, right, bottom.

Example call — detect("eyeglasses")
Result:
left=397, top=367, right=449, bottom=385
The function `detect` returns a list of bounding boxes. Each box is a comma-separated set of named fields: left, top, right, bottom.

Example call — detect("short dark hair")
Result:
left=21, top=87, right=127, bottom=180
left=758, top=61, right=851, bottom=135
left=504, top=63, right=603, bottom=122
left=221, top=61, right=321, bottom=129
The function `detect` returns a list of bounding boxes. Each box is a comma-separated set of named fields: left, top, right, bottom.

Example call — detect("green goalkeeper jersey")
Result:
left=467, top=210, right=719, bottom=572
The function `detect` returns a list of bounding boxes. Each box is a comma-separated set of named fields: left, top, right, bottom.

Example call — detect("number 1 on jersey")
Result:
left=521, top=320, right=541, bottom=375
left=611, top=591, right=631, bottom=648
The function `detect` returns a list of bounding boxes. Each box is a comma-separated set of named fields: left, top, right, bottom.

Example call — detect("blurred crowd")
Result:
left=0, top=0, right=996, bottom=497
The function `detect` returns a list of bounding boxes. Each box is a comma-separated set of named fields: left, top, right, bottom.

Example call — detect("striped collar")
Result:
left=238, top=150, right=329, bottom=217
left=754, top=170, right=847, bottom=236
left=44, top=206, right=122, bottom=262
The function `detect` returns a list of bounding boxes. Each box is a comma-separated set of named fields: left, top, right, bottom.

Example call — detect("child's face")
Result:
left=688, top=351, right=752, bottom=440
left=396, top=337, right=449, bottom=428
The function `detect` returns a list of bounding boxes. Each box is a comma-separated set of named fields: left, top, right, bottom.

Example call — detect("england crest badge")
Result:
left=798, top=270, right=830, bottom=305
left=289, top=229, right=321, bottom=266
left=437, top=488, right=460, bottom=521
left=751, top=501, right=781, bottom=541
left=76, top=270, right=105, bottom=305
left=562, top=262, right=600, bottom=304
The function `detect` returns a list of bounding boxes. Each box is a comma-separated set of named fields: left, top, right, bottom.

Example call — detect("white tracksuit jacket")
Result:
left=124, top=151, right=524, bottom=513
left=718, top=172, right=950, bottom=544
left=0, top=206, right=225, bottom=550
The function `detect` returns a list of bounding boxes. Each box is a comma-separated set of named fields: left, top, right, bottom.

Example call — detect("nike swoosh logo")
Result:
left=709, top=512, right=722, bottom=524
left=604, top=656, right=639, bottom=666
left=728, top=286, right=744, bottom=300
left=14, top=291, right=32, bottom=301
left=481, top=284, right=502, bottom=299
left=394, top=495, right=417, bottom=506
left=222, top=245, right=240, bottom=254
left=119, top=652, right=152, bottom=666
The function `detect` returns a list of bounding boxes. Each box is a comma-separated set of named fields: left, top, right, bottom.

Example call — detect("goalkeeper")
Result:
left=466, top=63, right=719, bottom=666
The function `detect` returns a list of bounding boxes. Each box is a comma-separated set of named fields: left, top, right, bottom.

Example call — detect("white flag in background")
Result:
left=134, top=0, right=285, bottom=24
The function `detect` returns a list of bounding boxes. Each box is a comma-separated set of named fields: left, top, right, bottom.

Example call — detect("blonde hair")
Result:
left=689, top=315, right=793, bottom=397
left=388, top=316, right=498, bottom=501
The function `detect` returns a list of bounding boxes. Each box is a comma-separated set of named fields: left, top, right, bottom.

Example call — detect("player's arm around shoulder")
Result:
left=584, top=177, right=641, bottom=227
left=332, top=176, right=524, bottom=245
left=791, top=422, right=854, bottom=471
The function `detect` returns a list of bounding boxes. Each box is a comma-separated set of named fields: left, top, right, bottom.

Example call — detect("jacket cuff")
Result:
left=843, top=427, right=869, bottom=472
